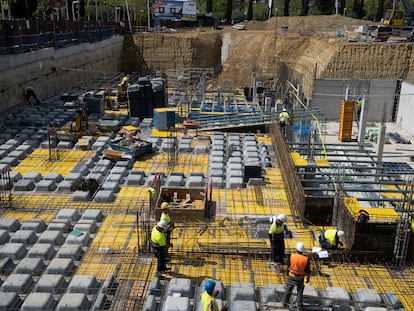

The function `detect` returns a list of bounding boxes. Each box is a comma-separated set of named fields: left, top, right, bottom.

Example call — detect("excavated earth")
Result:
left=122, top=15, right=414, bottom=96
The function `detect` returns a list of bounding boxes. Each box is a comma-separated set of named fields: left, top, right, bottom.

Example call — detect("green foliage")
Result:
left=213, top=0, right=227, bottom=20
left=253, top=2, right=268, bottom=21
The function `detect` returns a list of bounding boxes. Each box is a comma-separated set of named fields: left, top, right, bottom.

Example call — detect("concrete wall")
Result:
left=0, top=36, right=123, bottom=112
left=398, top=82, right=414, bottom=135
left=312, top=79, right=397, bottom=122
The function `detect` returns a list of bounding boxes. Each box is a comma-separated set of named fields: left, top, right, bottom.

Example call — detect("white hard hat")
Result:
left=296, top=242, right=305, bottom=252
left=337, top=230, right=345, bottom=237
left=269, top=215, right=277, bottom=223
left=283, top=107, right=287, bottom=111
left=157, top=220, right=168, bottom=230
left=276, top=214, right=287, bottom=223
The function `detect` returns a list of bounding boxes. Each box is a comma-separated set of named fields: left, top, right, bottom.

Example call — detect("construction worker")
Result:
left=150, top=220, right=170, bottom=275
left=160, top=202, right=175, bottom=259
left=201, top=280, right=227, bottom=311
left=119, top=75, right=129, bottom=91
left=278, top=108, right=290, bottom=136
left=281, top=242, right=310, bottom=310
left=319, top=229, right=344, bottom=250
left=23, top=86, right=40, bottom=105
left=268, top=214, right=288, bottom=264
left=356, top=96, right=363, bottom=120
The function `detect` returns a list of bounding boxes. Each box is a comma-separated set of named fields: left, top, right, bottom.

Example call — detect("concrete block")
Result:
left=101, top=181, right=120, bottom=193
left=56, top=293, right=90, bottom=311
left=210, top=177, right=224, bottom=188
left=27, top=243, right=56, bottom=260
left=0, top=243, right=27, bottom=260
left=94, top=190, right=115, bottom=203
left=126, top=174, right=144, bottom=186
left=15, top=257, right=45, bottom=276
left=0, top=292, right=22, bottom=310
left=68, top=275, right=99, bottom=294
left=81, top=209, right=104, bottom=222
left=163, top=296, right=190, bottom=311
left=48, top=219, right=72, bottom=233
left=9, top=171, right=22, bottom=182
left=1, top=274, right=34, bottom=294
left=9, top=150, right=26, bottom=160
left=23, top=172, right=43, bottom=182
left=230, top=282, right=255, bottom=302
left=185, top=176, right=204, bottom=188
left=166, top=175, right=184, bottom=187
left=0, top=157, right=19, bottom=167
left=226, top=177, right=244, bottom=189
left=65, top=172, right=82, bottom=182
left=0, top=219, right=20, bottom=232
left=353, top=288, right=382, bottom=307
left=230, top=300, right=256, bottom=310
left=0, top=230, right=10, bottom=244
left=71, top=190, right=92, bottom=201
left=57, top=180, right=75, bottom=193
left=260, top=284, right=286, bottom=304
left=86, top=172, right=104, bottom=183
left=324, top=287, right=351, bottom=301
left=194, top=145, right=208, bottom=154
left=10, top=230, right=38, bottom=245
left=38, top=230, right=65, bottom=246
left=74, top=220, right=97, bottom=234
left=56, top=208, right=80, bottom=222
left=0, top=257, right=15, bottom=276
left=106, top=174, right=123, bottom=183
left=44, top=172, right=64, bottom=183
left=56, top=244, right=84, bottom=260
left=46, top=258, right=75, bottom=276
left=111, top=166, right=128, bottom=177
left=35, top=179, right=57, bottom=191
left=13, top=179, right=35, bottom=191
left=142, top=295, right=157, bottom=311
left=21, top=219, right=47, bottom=233
left=166, top=278, right=193, bottom=298
left=16, top=144, right=33, bottom=154
left=66, top=231, right=91, bottom=247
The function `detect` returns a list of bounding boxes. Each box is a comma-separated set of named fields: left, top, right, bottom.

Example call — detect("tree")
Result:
left=301, top=0, right=310, bottom=15
left=284, top=0, right=290, bottom=15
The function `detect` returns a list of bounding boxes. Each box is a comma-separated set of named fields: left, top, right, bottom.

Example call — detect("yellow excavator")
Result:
left=383, top=0, right=414, bottom=26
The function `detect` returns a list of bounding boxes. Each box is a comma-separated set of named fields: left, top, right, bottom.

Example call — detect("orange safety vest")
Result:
left=288, top=253, right=309, bottom=279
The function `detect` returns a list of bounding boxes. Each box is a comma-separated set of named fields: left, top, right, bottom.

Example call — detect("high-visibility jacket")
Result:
left=324, top=229, right=338, bottom=246
left=288, top=253, right=309, bottom=279
left=356, top=99, right=363, bottom=109
left=160, top=212, right=171, bottom=225
left=201, top=291, right=219, bottom=311
left=151, top=226, right=166, bottom=247
left=269, top=221, right=285, bottom=241
left=279, top=111, right=290, bottom=123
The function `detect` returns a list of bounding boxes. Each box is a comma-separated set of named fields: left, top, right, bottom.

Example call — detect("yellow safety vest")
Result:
left=269, top=222, right=284, bottom=235
left=324, top=229, right=337, bottom=246
left=279, top=111, right=289, bottom=122
left=201, top=291, right=219, bottom=311
left=160, top=212, right=171, bottom=225
left=151, top=226, right=166, bottom=247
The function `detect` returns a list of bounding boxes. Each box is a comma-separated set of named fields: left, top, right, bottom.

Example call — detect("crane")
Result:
left=383, top=0, right=414, bottom=26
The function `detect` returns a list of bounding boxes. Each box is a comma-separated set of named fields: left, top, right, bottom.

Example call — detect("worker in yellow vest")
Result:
left=268, top=214, right=288, bottom=264
left=201, top=280, right=227, bottom=311
left=160, top=202, right=175, bottom=259
left=319, top=229, right=344, bottom=250
left=278, top=108, right=290, bottom=136
left=151, top=220, right=170, bottom=275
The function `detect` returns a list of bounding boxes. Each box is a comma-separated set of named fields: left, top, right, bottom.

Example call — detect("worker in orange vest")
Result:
left=281, top=242, right=310, bottom=310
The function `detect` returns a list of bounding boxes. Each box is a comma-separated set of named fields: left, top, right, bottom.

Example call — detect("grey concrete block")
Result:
left=226, top=177, right=244, bottom=189
left=9, top=150, right=26, bottom=160
left=65, top=172, right=82, bottom=182
left=0, top=156, right=19, bottom=167
left=94, top=190, right=115, bottom=203
left=68, top=275, right=99, bottom=294
left=44, top=172, right=64, bottom=183
left=23, top=172, right=43, bottom=182
left=101, top=181, right=120, bottom=193
left=0, top=257, right=15, bottom=276
left=38, top=230, right=65, bottom=246
left=21, top=219, right=47, bottom=233
left=194, top=145, right=209, bottom=154
left=46, top=258, right=75, bottom=276
left=163, top=296, right=190, bottom=311
left=142, top=295, right=157, bottom=311
left=56, top=208, right=80, bottom=222
left=0, top=292, right=23, bottom=310
left=260, top=284, right=286, bottom=304
left=81, top=209, right=104, bottom=222
left=74, top=220, right=97, bottom=234
left=35, top=274, right=68, bottom=294
left=166, top=278, right=193, bottom=298
left=111, top=166, right=128, bottom=177
left=185, top=176, right=204, bottom=188
left=10, top=230, right=38, bottom=245
left=27, top=243, right=56, bottom=260
left=0, top=230, right=10, bottom=244
left=56, top=293, right=91, bottom=311
left=57, top=180, right=75, bottom=193
left=230, top=282, right=255, bottom=302
left=56, top=244, right=84, bottom=260
left=9, top=171, right=22, bottom=182
left=66, top=231, right=91, bottom=247
left=106, top=174, right=123, bottom=183
left=126, top=174, right=144, bottom=186
left=35, top=179, right=57, bottom=191
left=230, top=300, right=256, bottom=310
left=13, top=179, right=35, bottom=191
left=210, top=177, right=224, bottom=188
left=15, top=257, right=45, bottom=276
left=166, top=175, right=184, bottom=187
left=71, top=190, right=92, bottom=201
left=1, top=274, right=34, bottom=294
left=21, top=292, right=56, bottom=311
left=0, top=243, right=27, bottom=260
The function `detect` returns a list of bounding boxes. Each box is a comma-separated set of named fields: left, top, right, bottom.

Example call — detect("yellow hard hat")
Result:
left=161, top=202, right=169, bottom=209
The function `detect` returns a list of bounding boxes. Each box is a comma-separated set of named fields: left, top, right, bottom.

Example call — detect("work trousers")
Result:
left=282, top=275, right=305, bottom=307
left=152, top=245, right=166, bottom=272
left=271, top=238, right=285, bottom=264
